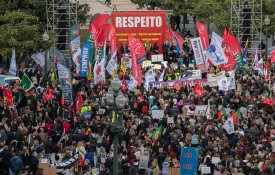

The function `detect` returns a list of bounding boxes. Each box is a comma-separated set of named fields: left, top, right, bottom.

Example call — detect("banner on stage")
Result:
left=112, top=11, right=166, bottom=56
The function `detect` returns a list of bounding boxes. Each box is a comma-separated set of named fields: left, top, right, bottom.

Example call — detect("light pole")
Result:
left=42, top=31, right=49, bottom=77
left=105, top=75, right=127, bottom=175
left=264, top=16, right=270, bottom=60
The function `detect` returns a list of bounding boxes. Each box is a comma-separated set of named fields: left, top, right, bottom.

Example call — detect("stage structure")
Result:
left=230, top=0, right=262, bottom=50
left=46, top=0, right=78, bottom=51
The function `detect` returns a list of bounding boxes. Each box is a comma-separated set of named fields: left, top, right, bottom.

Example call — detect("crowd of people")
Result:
left=0, top=36, right=274, bottom=175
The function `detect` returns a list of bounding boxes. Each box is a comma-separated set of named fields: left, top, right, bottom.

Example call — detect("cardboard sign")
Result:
left=142, top=60, right=152, bottom=68
left=184, top=105, right=207, bottom=116
left=139, top=155, right=149, bottom=170
left=152, top=54, right=164, bottom=62
left=167, top=117, right=174, bottom=124
left=154, top=64, right=162, bottom=69
left=201, top=166, right=211, bottom=174
left=152, top=110, right=164, bottom=119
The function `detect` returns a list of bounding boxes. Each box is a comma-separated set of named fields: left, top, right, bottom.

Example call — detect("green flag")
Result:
left=151, top=125, right=162, bottom=142
left=20, top=74, right=34, bottom=91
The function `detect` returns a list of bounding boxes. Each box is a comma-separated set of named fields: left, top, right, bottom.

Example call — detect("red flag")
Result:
left=76, top=92, right=84, bottom=111
left=193, top=81, right=204, bottom=99
left=220, top=52, right=236, bottom=71
left=168, top=26, right=184, bottom=53
left=108, top=24, right=117, bottom=57
left=222, top=31, right=242, bottom=60
left=196, top=22, right=209, bottom=51
left=97, top=23, right=109, bottom=49
left=271, top=50, right=275, bottom=63
left=3, top=86, right=13, bottom=106
left=91, top=14, right=110, bottom=31
left=223, top=28, right=228, bottom=36
left=128, top=35, right=146, bottom=86
left=43, top=88, right=54, bottom=103
left=61, top=91, right=65, bottom=106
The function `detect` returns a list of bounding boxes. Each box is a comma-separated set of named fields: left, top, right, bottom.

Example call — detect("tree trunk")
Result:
left=193, top=17, right=197, bottom=37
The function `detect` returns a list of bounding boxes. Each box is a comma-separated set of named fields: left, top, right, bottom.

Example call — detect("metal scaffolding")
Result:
left=230, top=0, right=262, bottom=50
left=46, top=0, right=78, bottom=51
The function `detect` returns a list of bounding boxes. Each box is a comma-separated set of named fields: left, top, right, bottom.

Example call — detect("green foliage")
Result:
left=131, top=0, right=163, bottom=10
left=263, top=0, right=275, bottom=32
left=0, top=0, right=89, bottom=59
left=77, top=3, right=91, bottom=25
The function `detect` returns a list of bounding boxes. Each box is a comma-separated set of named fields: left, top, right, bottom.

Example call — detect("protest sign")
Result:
left=186, top=70, right=202, bottom=80
left=142, top=60, right=152, bottom=68
left=184, top=105, right=207, bottom=116
left=128, top=76, right=138, bottom=91
left=206, top=70, right=225, bottom=87
left=201, top=166, right=211, bottom=174
left=92, top=168, right=100, bottom=175
left=223, top=117, right=235, bottom=134
left=167, top=117, right=174, bottom=124
left=180, top=148, right=198, bottom=175
left=152, top=110, right=164, bottom=119
left=139, top=155, right=149, bottom=169
left=152, top=54, right=164, bottom=62
left=212, top=157, right=221, bottom=164
left=122, top=53, right=131, bottom=68
left=154, top=64, right=162, bottom=69
left=218, top=77, right=230, bottom=91
left=162, top=162, right=169, bottom=175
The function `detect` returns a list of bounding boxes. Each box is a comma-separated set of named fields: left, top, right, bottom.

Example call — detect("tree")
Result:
left=131, top=0, right=163, bottom=10
left=0, top=0, right=90, bottom=59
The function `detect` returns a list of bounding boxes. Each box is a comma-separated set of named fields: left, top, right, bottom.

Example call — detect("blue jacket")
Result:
left=9, top=156, right=23, bottom=174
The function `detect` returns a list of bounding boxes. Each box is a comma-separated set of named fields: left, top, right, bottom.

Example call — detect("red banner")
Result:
left=128, top=35, right=145, bottom=86
left=108, top=24, right=117, bottom=57
left=112, top=11, right=166, bottom=56
left=92, top=14, right=110, bottom=31
left=196, top=22, right=209, bottom=51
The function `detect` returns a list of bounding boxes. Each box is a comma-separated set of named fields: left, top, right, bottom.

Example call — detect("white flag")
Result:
left=145, top=68, right=155, bottom=83
left=206, top=100, right=212, bottom=119
left=158, top=70, right=165, bottom=82
left=217, top=77, right=230, bottom=91
left=227, top=70, right=236, bottom=90
left=128, top=76, right=138, bottom=91
left=9, top=49, right=17, bottom=76
left=223, top=117, right=235, bottom=134
left=106, top=49, right=117, bottom=75
left=73, top=47, right=81, bottom=73
left=205, top=32, right=228, bottom=66
left=93, top=59, right=105, bottom=84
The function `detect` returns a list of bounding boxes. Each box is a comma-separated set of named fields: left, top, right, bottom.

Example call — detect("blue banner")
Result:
left=80, top=42, right=91, bottom=77
left=180, top=148, right=198, bottom=175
